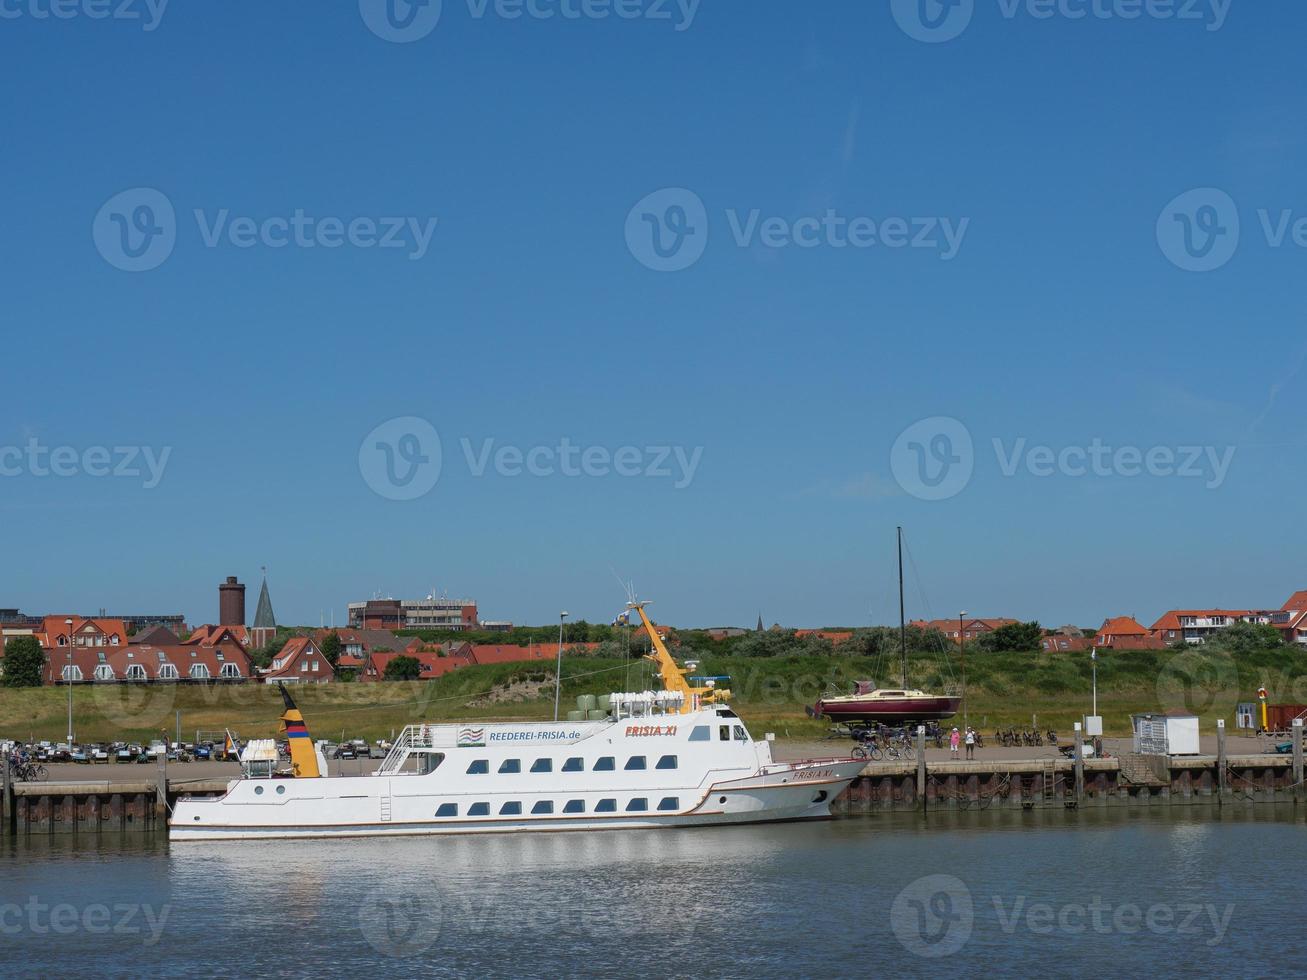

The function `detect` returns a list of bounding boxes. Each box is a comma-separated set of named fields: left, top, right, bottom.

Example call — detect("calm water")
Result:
left=2, top=808, right=1305, bottom=978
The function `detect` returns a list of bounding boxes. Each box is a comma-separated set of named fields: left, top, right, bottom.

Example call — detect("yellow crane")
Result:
left=629, top=601, right=731, bottom=714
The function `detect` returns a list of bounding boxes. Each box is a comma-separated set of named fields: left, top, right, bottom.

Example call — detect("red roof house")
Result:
left=45, top=642, right=252, bottom=684
left=263, top=637, right=334, bottom=684
left=1095, top=616, right=1165, bottom=649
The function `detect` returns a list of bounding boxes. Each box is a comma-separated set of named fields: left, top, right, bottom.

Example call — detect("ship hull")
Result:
left=814, top=695, right=960, bottom=724
left=169, top=711, right=867, bottom=842
left=170, top=764, right=865, bottom=841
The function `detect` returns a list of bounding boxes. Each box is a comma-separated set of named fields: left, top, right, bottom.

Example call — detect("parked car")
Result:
left=333, top=744, right=356, bottom=760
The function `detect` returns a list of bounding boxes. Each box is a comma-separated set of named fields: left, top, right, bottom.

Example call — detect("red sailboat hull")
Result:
left=814, top=694, right=961, bottom=724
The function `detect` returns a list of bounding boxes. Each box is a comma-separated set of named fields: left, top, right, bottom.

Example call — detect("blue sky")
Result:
left=3, top=0, right=1305, bottom=630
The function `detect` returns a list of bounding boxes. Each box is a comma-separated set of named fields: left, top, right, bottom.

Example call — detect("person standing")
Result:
left=965, top=726, right=976, bottom=759
left=949, top=727, right=961, bottom=758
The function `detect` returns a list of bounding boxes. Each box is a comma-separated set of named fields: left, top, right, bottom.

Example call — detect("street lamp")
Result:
left=64, top=617, right=75, bottom=746
left=958, top=611, right=968, bottom=731
left=553, top=611, right=569, bottom=722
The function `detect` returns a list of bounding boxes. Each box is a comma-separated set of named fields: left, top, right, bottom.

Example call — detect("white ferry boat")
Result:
left=169, top=603, right=865, bottom=841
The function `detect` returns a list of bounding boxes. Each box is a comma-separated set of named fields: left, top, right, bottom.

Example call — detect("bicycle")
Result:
left=8, top=759, right=47, bottom=782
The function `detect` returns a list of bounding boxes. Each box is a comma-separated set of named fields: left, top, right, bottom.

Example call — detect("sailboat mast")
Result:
left=897, top=526, right=907, bottom=688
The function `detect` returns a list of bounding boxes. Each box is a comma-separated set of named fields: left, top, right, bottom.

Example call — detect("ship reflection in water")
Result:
left=4, top=809, right=1307, bottom=977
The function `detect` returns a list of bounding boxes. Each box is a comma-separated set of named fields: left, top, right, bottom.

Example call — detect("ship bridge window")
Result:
left=717, top=709, right=739, bottom=718
left=499, top=759, right=521, bottom=774
left=655, top=755, right=677, bottom=770
left=563, top=800, right=585, bottom=814
left=593, top=757, right=615, bottom=772
left=624, top=756, right=647, bottom=771
left=688, top=726, right=710, bottom=742
left=657, top=797, right=679, bottom=811
left=436, top=803, right=458, bottom=817
left=595, top=799, right=617, bottom=813
left=531, top=800, right=554, bottom=815
left=467, top=759, right=489, bottom=774
left=530, top=758, right=552, bottom=773
left=625, top=798, right=648, bottom=812
left=733, top=726, right=748, bottom=742
left=561, top=757, right=583, bottom=772
left=468, top=802, right=490, bottom=816
left=499, top=801, right=522, bottom=816
left=719, top=726, right=730, bottom=741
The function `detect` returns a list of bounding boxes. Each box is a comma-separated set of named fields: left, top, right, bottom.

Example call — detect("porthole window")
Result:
left=254, top=785, right=264, bottom=795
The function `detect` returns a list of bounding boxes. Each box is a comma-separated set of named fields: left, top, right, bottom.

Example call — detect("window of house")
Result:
left=625, top=798, right=648, bottom=812
left=94, top=665, right=114, bottom=681
left=561, top=757, right=583, bottom=772
left=126, top=664, right=146, bottom=681
left=62, top=665, right=82, bottom=681
left=159, top=664, right=178, bottom=680
left=530, top=758, right=552, bottom=773
left=221, top=663, right=241, bottom=678
left=595, top=799, right=617, bottom=813
left=657, top=797, right=679, bottom=811
left=531, top=801, right=554, bottom=815
left=593, top=757, right=615, bottom=771
left=301, top=661, right=309, bottom=672
left=468, top=802, right=490, bottom=817
left=624, top=756, right=646, bottom=771
left=467, top=759, right=489, bottom=774
left=499, top=802, right=522, bottom=816
left=656, top=755, right=677, bottom=770
left=563, top=800, right=584, bottom=814
left=499, top=759, right=521, bottom=774
left=435, top=803, right=458, bottom=817
left=190, top=664, right=210, bottom=680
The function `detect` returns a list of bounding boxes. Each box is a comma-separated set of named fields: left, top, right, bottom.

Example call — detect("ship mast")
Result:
left=897, top=526, right=907, bottom=689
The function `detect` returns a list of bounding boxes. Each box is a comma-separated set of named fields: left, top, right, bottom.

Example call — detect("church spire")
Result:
left=251, top=567, right=277, bottom=647
left=756, top=612, right=763, bottom=632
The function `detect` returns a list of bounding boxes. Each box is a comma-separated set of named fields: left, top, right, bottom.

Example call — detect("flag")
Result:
left=224, top=729, right=236, bottom=758
left=612, top=611, right=630, bottom=626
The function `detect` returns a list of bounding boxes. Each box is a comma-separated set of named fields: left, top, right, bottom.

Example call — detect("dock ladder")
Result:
left=1042, top=759, right=1057, bottom=804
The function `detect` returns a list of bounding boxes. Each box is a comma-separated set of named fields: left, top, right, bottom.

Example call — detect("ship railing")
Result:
left=373, top=724, right=438, bottom=776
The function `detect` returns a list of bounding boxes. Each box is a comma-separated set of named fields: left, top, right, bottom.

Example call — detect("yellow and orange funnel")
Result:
left=278, top=683, right=321, bottom=778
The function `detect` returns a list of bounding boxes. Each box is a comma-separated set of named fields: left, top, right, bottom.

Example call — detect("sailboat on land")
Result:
left=810, top=527, right=961, bottom=725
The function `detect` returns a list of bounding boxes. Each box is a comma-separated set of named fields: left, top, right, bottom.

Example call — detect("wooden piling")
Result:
left=1217, top=720, right=1226, bottom=802
left=1073, top=722, right=1084, bottom=801
left=1293, top=719, right=1303, bottom=797
left=1, top=750, right=10, bottom=836
left=916, top=726, right=927, bottom=813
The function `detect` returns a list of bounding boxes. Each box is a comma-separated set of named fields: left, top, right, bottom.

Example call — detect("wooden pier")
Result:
left=2, top=749, right=1303, bottom=834
left=1, top=768, right=229, bottom=836
left=833, top=753, right=1302, bottom=813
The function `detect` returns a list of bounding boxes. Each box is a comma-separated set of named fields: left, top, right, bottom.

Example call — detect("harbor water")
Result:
left=2, top=808, right=1304, bottom=977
